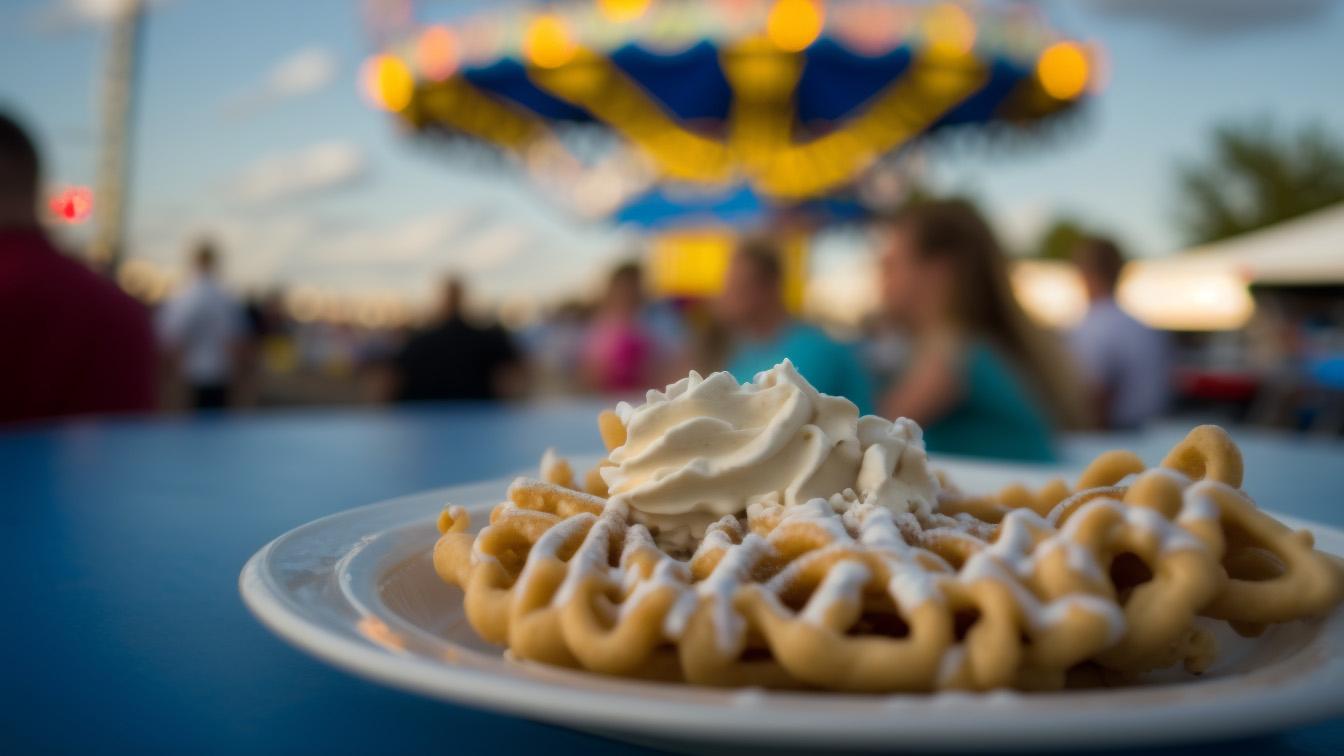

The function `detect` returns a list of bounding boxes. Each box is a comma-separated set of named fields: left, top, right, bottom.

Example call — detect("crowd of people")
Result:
left=469, top=199, right=1170, bottom=463
left=1, top=110, right=1177, bottom=461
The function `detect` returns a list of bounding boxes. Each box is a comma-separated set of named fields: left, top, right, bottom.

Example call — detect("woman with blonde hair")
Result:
left=877, top=199, right=1087, bottom=461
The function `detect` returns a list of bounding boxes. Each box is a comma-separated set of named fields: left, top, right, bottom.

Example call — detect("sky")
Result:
left=2, top=0, right=1343, bottom=310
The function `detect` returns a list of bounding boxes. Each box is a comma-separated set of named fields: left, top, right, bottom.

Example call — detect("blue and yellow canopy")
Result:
left=364, top=0, right=1096, bottom=202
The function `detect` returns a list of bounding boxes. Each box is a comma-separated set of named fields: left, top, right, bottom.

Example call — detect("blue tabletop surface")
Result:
left=3, top=405, right=1342, bottom=754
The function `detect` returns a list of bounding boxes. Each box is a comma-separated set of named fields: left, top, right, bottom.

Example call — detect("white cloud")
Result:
left=226, top=141, right=366, bottom=205
left=213, top=215, right=317, bottom=287
left=222, top=47, right=339, bottom=116
left=314, top=210, right=483, bottom=264
left=125, top=201, right=631, bottom=307
left=451, top=226, right=532, bottom=273
left=267, top=48, right=337, bottom=97
left=293, top=215, right=546, bottom=302
left=132, top=211, right=320, bottom=290
left=30, top=0, right=170, bottom=31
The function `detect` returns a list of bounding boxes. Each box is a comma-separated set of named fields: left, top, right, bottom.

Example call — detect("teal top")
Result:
left=921, top=342, right=1058, bottom=463
left=726, top=322, right=875, bottom=415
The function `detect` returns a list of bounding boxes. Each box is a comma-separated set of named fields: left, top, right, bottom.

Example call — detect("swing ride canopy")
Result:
left=361, top=0, right=1099, bottom=209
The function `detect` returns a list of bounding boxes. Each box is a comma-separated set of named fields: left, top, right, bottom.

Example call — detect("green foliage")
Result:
left=1034, top=218, right=1088, bottom=261
left=1175, top=118, right=1344, bottom=245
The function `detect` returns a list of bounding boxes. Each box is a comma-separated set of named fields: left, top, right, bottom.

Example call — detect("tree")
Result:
left=1175, top=118, right=1344, bottom=245
left=1033, top=217, right=1088, bottom=261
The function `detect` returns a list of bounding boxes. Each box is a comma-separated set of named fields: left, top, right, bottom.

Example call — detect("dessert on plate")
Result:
left=432, top=361, right=1344, bottom=692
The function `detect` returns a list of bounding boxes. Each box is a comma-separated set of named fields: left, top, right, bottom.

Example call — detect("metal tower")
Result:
left=90, top=0, right=145, bottom=269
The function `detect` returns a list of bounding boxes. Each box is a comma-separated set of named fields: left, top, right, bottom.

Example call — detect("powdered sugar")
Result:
left=488, top=434, right=1232, bottom=676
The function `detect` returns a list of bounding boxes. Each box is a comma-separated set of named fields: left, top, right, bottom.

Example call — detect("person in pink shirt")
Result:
left=0, top=111, right=157, bottom=424
left=581, top=262, right=658, bottom=394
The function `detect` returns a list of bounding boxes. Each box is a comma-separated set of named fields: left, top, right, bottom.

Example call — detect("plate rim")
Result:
left=240, top=468, right=1344, bottom=750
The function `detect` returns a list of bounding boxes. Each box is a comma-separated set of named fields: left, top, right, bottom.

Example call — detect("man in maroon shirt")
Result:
left=0, top=111, right=157, bottom=424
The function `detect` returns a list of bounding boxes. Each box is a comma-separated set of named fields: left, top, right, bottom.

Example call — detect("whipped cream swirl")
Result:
left=601, top=360, right=938, bottom=551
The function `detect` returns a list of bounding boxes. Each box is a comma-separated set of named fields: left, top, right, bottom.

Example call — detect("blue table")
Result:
left=4, top=407, right=1342, bottom=754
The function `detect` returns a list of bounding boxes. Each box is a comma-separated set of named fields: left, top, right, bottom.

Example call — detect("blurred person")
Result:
left=682, top=298, right=731, bottom=376
left=0, top=111, right=156, bottom=424
left=580, top=262, right=663, bottom=394
left=251, top=289, right=297, bottom=375
left=385, top=277, right=523, bottom=401
left=522, top=300, right=591, bottom=396
left=717, top=237, right=874, bottom=413
left=232, top=293, right=273, bottom=407
left=877, top=200, right=1087, bottom=461
left=1070, top=237, right=1171, bottom=429
left=157, top=241, right=246, bottom=410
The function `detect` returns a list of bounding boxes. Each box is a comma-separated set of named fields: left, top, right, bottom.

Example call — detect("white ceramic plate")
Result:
left=240, top=457, right=1344, bottom=752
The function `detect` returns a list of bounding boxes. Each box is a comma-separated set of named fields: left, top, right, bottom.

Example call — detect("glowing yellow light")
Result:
left=766, top=0, right=824, bottom=52
left=1037, top=41, right=1090, bottom=100
left=352, top=294, right=405, bottom=330
left=922, top=2, right=976, bottom=58
left=597, top=0, right=652, bottom=23
left=648, top=230, right=806, bottom=310
left=1118, top=266, right=1255, bottom=331
left=359, top=54, right=414, bottom=112
left=1010, top=260, right=1088, bottom=328
left=649, top=231, right=733, bottom=298
left=416, top=25, right=459, bottom=81
left=525, top=14, right=578, bottom=69
left=117, top=258, right=161, bottom=301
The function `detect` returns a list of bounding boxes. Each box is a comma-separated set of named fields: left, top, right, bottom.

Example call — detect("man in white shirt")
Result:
left=156, top=242, right=244, bottom=409
left=1069, top=237, right=1171, bottom=429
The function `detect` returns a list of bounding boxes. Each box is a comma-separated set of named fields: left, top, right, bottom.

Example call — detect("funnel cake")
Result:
left=432, top=364, right=1344, bottom=692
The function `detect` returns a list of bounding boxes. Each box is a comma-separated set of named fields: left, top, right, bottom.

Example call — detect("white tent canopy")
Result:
left=1115, top=203, right=1344, bottom=330
left=1133, top=203, right=1344, bottom=285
